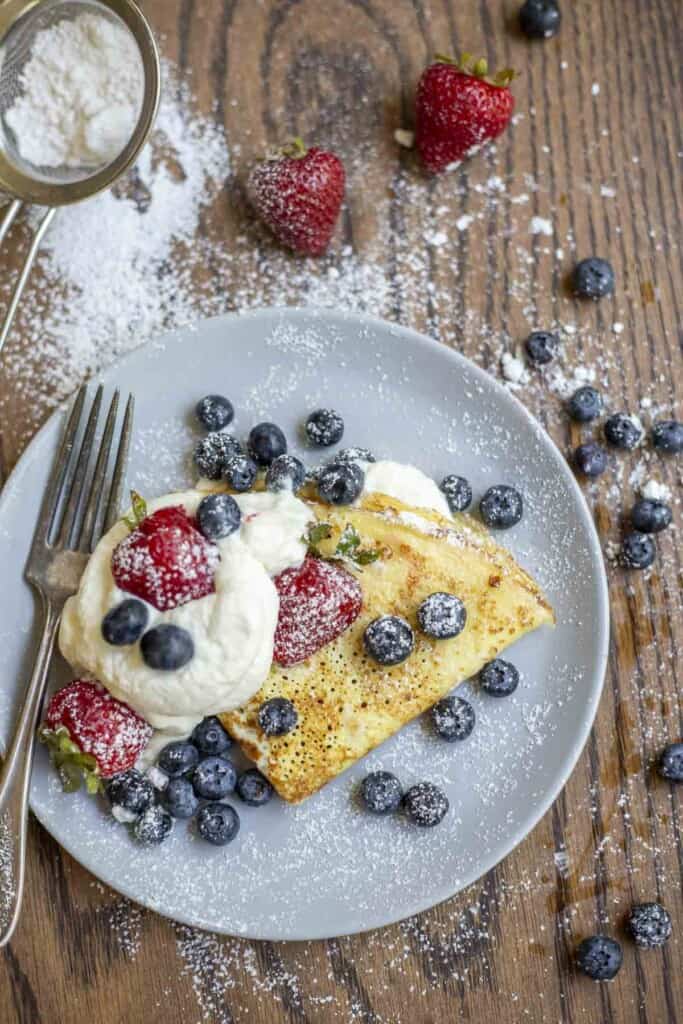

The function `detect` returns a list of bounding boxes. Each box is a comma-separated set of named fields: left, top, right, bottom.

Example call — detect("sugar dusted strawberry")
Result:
left=112, top=500, right=220, bottom=612
left=415, top=55, right=515, bottom=174
left=42, top=679, right=152, bottom=789
left=273, top=555, right=362, bottom=667
left=247, top=138, right=345, bottom=256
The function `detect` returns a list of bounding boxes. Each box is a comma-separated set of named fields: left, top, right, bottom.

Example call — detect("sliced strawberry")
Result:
left=111, top=505, right=219, bottom=612
left=273, top=556, right=362, bottom=667
left=42, top=679, right=152, bottom=788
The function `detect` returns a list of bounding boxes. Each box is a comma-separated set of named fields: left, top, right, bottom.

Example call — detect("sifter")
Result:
left=0, top=0, right=160, bottom=353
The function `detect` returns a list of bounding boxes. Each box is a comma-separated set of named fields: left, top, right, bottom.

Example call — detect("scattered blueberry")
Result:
left=403, top=782, right=449, bottom=827
left=363, top=615, right=414, bottom=666
left=567, top=385, right=603, bottom=422
left=431, top=695, right=475, bottom=742
left=305, top=408, right=344, bottom=447
left=576, top=935, right=623, bottom=981
left=627, top=903, right=672, bottom=949
left=651, top=419, right=683, bottom=455
left=258, top=698, right=298, bottom=736
left=162, top=776, right=200, bottom=819
left=248, top=422, right=287, bottom=466
left=525, top=330, right=560, bottom=364
left=440, top=474, right=472, bottom=513
left=334, top=446, right=375, bottom=465
left=519, top=0, right=561, bottom=39
left=141, top=624, right=194, bottom=670
left=604, top=413, right=642, bottom=451
left=157, top=740, right=199, bottom=778
left=105, top=769, right=153, bottom=814
left=224, top=453, right=258, bottom=492
left=236, top=768, right=274, bottom=807
left=194, top=432, right=242, bottom=480
left=196, top=802, right=240, bottom=845
left=359, top=771, right=403, bottom=815
left=133, top=804, right=173, bottom=845
left=621, top=532, right=655, bottom=570
left=479, top=485, right=523, bottom=529
left=479, top=658, right=519, bottom=697
left=574, top=442, right=608, bottom=478
left=195, top=394, right=234, bottom=432
left=573, top=257, right=615, bottom=299
left=630, top=498, right=672, bottom=534
left=658, top=742, right=683, bottom=783
left=265, top=454, right=306, bottom=493
left=101, top=598, right=149, bottom=646
left=317, top=460, right=364, bottom=505
left=191, top=716, right=232, bottom=757
left=417, top=592, right=467, bottom=639
left=193, top=756, right=237, bottom=800
left=197, top=493, right=241, bottom=541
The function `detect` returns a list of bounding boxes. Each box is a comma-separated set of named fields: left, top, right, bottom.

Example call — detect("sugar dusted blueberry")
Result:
left=364, top=615, right=414, bottom=666
left=479, top=485, right=523, bottom=529
left=431, top=695, right=475, bottom=741
left=224, top=453, right=258, bottom=492
left=197, top=493, right=241, bottom=541
left=573, top=257, right=615, bottom=299
left=194, top=432, right=242, bottom=480
left=258, top=697, right=298, bottom=736
left=334, top=446, right=375, bottom=466
left=567, top=386, right=603, bottom=423
left=360, top=771, right=403, bottom=815
left=105, top=768, right=153, bottom=814
left=191, top=716, right=232, bottom=756
left=403, top=781, right=449, bottom=827
left=134, top=804, right=173, bottom=845
left=157, top=740, right=199, bottom=778
left=658, top=742, right=683, bottom=783
left=236, top=768, right=274, bottom=807
left=317, top=460, right=364, bottom=505
left=621, top=532, right=655, bottom=570
left=479, top=658, right=519, bottom=697
left=417, top=592, right=467, bottom=639
left=574, top=442, right=608, bottom=478
left=195, top=394, right=234, bottom=432
left=604, top=413, right=642, bottom=451
left=525, top=330, right=559, bottom=364
left=162, top=776, right=199, bottom=819
left=265, top=454, right=306, bottom=493
left=627, top=902, right=672, bottom=949
left=440, top=474, right=472, bottom=513
left=651, top=419, right=683, bottom=454
left=192, top=756, right=237, bottom=800
left=576, top=935, right=622, bottom=980
left=305, top=408, right=344, bottom=447
left=196, top=802, right=240, bottom=845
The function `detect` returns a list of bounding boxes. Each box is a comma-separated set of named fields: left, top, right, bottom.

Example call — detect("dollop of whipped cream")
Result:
left=362, top=460, right=451, bottom=517
left=59, top=489, right=311, bottom=733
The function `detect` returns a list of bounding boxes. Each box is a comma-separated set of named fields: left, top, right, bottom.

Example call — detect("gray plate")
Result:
left=0, top=308, right=609, bottom=940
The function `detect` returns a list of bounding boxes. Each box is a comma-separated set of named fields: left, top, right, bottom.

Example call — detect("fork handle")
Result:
left=0, top=597, right=60, bottom=948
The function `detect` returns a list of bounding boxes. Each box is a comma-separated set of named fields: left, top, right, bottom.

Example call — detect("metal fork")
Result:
left=0, top=384, right=134, bottom=948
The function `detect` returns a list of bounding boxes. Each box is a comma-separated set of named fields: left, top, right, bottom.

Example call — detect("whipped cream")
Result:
left=362, top=460, right=451, bottom=518
left=59, top=489, right=311, bottom=733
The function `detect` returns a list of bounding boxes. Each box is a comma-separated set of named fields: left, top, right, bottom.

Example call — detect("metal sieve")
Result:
left=0, top=0, right=160, bottom=351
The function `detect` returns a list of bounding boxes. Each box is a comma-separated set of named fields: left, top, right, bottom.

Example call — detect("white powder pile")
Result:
left=5, top=12, right=143, bottom=169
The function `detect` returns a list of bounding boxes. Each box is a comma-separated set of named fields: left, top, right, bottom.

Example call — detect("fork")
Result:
left=0, top=384, right=134, bottom=948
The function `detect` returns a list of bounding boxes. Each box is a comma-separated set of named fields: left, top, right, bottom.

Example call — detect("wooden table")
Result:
left=1, top=1, right=681, bottom=1021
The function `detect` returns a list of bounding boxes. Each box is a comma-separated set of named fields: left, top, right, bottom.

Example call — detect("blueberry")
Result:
left=195, top=394, right=234, bottom=432
left=265, top=454, right=306, bottom=493
left=334, top=446, right=375, bottom=465
left=604, top=413, right=642, bottom=451
left=525, top=330, right=560, bottom=364
left=567, top=385, right=603, bottom=422
left=576, top=935, right=623, bottom=981
left=658, top=742, right=683, bottom=782
left=193, top=756, right=237, bottom=800
left=101, top=598, right=149, bottom=646
left=363, top=615, right=414, bottom=666
left=417, top=592, right=467, bottom=639
left=651, top=419, right=683, bottom=455
left=519, top=0, right=561, bottom=39
left=305, top=408, right=344, bottom=447
left=480, top=658, right=519, bottom=697
left=196, top=802, right=240, bottom=845
left=573, top=258, right=615, bottom=299
left=133, top=804, right=173, bottom=845
left=194, top=432, right=242, bottom=480
left=630, top=499, right=672, bottom=534
left=317, top=460, right=364, bottom=505
left=157, top=740, right=199, bottom=778
left=359, top=771, right=403, bottom=815
left=403, top=782, right=449, bottom=827
left=621, top=531, right=655, bottom=570
left=258, top=697, right=298, bottom=736
left=627, top=902, right=672, bottom=949
left=574, top=442, right=608, bottom=478
left=248, top=422, right=287, bottom=466
left=224, top=453, right=258, bottom=492
left=105, top=769, right=153, bottom=814
left=431, top=695, right=475, bottom=742
left=236, top=768, right=274, bottom=807
left=162, top=776, right=199, bottom=819
left=479, top=485, right=523, bottom=529
left=440, top=474, right=472, bottom=513
left=197, top=493, right=241, bottom=540
left=141, top=624, right=194, bottom=670
left=191, top=716, right=232, bottom=756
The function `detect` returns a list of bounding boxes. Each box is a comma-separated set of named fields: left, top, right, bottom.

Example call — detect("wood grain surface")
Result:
left=1, top=1, right=681, bottom=1022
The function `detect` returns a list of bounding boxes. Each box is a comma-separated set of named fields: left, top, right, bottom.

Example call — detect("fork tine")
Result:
left=103, top=393, right=134, bottom=533
left=30, top=385, right=87, bottom=552
left=55, top=385, right=103, bottom=549
left=78, top=390, right=120, bottom=553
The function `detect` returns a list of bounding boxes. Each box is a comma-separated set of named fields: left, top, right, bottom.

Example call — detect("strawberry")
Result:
left=112, top=499, right=220, bottom=612
left=415, top=55, right=515, bottom=174
left=273, top=555, right=362, bottom=667
left=41, top=679, right=152, bottom=790
left=247, top=138, right=345, bottom=256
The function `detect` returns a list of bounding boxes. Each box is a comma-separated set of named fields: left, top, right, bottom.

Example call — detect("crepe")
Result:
left=221, top=492, right=554, bottom=803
